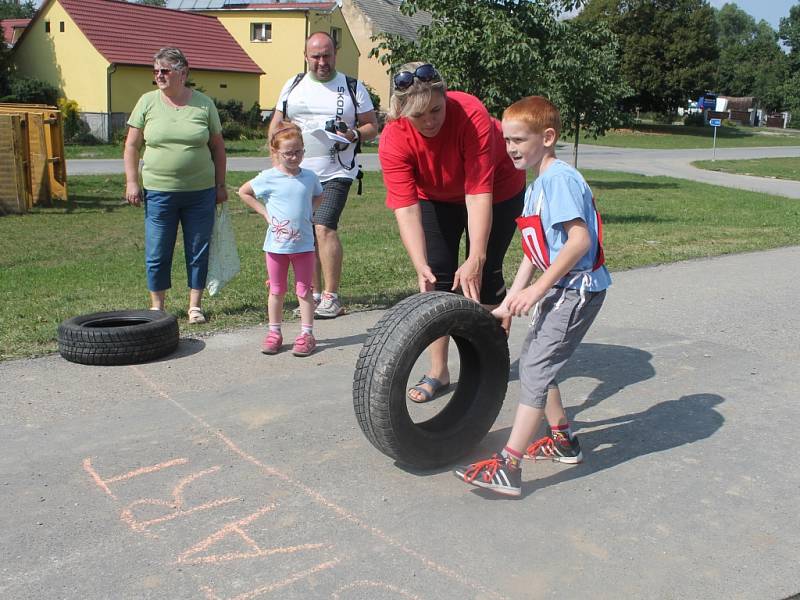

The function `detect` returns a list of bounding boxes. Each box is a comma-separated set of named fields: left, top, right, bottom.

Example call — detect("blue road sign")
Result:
left=709, top=118, right=722, bottom=127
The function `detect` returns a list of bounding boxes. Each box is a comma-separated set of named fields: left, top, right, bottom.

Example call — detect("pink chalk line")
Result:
left=130, top=365, right=508, bottom=600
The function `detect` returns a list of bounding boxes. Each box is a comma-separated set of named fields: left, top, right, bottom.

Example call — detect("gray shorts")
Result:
left=313, top=178, right=352, bottom=230
left=519, top=287, right=606, bottom=408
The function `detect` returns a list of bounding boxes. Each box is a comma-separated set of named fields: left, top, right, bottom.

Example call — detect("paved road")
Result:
left=2, top=247, right=800, bottom=599
left=67, top=144, right=800, bottom=198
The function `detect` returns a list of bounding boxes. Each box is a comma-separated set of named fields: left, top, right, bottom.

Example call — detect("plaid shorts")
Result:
left=312, top=178, right=353, bottom=230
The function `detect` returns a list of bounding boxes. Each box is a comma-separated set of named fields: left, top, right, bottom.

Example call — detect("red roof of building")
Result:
left=231, top=2, right=336, bottom=9
left=180, top=2, right=336, bottom=11
left=35, top=0, right=262, bottom=74
left=1, top=18, right=30, bottom=46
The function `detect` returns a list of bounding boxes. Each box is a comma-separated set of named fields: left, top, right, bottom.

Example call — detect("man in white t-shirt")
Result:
left=269, top=31, right=378, bottom=319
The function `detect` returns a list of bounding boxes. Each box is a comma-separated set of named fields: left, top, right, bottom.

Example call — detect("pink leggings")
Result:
left=265, top=251, right=315, bottom=297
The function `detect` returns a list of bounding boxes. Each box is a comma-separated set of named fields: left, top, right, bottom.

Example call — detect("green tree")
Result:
left=0, top=43, right=12, bottom=97
left=779, top=3, right=800, bottom=58
left=370, top=0, right=579, bottom=117
left=0, top=0, right=36, bottom=19
left=779, top=3, right=800, bottom=126
left=715, top=3, right=787, bottom=111
left=132, top=0, right=167, bottom=6
left=548, top=19, right=632, bottom=167
left=580, top=0, right=718, bottom=114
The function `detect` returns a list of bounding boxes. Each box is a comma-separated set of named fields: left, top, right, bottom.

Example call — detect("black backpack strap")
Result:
left=281, top=73, right=305, bottom=118
left=344, top=75, right=364, bottom=194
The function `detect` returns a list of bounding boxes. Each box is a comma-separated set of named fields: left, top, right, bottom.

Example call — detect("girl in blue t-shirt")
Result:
left=238, top=124, right=324, bottom=357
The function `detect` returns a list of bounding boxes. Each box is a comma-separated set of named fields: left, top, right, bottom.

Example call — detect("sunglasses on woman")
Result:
left=393, top=64, right=441, bottom=91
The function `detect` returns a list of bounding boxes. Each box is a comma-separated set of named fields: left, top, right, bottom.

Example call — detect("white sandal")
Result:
left=188, top=307, right=206, bottom=324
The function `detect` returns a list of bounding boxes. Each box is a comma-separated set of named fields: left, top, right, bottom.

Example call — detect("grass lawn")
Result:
left=65, top=138, right=380, bottom=159
left=2, top=170, right=800, bottom=361
left=574, top=124, right=800, bottom=149
left=691, top=157, right=800, bottom=182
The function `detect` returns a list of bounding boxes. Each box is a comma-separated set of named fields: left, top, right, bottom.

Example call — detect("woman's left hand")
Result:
left=215, top=185, right=228, bottom=205
left=453, top=254, right=484, bottom=302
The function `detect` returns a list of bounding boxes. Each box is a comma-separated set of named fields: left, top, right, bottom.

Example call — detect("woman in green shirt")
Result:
left=124, top=47, right=227, bottom=324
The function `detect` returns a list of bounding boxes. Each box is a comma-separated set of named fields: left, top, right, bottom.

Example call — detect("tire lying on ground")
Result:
left=353, top=292, right=509, bottom=469
left=57, top=310, right=179, bottom=366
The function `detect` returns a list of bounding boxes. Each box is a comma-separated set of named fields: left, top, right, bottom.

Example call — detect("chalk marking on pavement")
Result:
left=199, top=559, right=341, bottom=600
left=332, top=580, right=423, bottom=599
left=174, top=503, right=328, bottom=565
left=82, top=456, right=188, bottom=500
left=119, top=466, right=240, bottom=535
left=131, top=365, right=509, bottom=600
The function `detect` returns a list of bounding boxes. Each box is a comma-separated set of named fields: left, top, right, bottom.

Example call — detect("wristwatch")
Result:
left=351, top=128, right=360, bottom=144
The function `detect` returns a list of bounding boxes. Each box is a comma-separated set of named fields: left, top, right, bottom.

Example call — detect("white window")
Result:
left=330, top=27, right=342, bottom=49
left=251, top=22, right=272, bottom=43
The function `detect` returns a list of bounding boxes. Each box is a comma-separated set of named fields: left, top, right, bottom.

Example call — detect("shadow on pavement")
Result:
left=475, top=393, right=725, bottom=500
left=154, top=337, right=206, bottom=362
left=510, top=343, right=656, bottom=406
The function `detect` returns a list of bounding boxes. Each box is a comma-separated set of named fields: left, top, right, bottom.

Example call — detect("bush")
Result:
left=245, top=102, right=264, bottom=129
left=215, top=99, right=244, bottom=123
left=221, top=121, right=244, bottom=140
left=58, top=98, right=82, bottom=139
left=2, top=77, right=59, bottom=105
left=364, top=83, right=381, bottom=113
left=683, top=112, right=705, bottom=126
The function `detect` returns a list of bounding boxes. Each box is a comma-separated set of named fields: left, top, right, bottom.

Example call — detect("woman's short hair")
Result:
left=503, top=96, right=561, bottom=139
left=154, top=47, right=189, bottom=71
left=387, top=61, right=447, bottom=121
left=270, top=122, right=303, bottom=151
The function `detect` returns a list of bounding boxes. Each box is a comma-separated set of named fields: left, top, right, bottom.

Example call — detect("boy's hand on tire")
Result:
left=491, top=305, right=512, bottom=337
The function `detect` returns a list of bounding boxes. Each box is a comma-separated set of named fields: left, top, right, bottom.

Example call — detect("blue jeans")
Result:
left=144, top=188, right=216, bottom=292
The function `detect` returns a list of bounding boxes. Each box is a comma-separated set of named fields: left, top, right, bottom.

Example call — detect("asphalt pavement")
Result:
left=2, top=246, right=800, bottom=599
left=6, top=136, right=799, bottom=598
left=67, top=144, right=800, bottom=198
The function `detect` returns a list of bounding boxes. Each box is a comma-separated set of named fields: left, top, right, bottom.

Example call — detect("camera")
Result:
left=325, top=117, right=349, bottom=135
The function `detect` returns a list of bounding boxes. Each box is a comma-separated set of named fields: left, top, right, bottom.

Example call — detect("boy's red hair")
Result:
left=503, top=96, right=561, bottom=138
left=270, top=122, right=303, bottom=151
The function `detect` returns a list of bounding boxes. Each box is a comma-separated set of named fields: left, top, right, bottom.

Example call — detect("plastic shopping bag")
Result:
left=206, top=203, right=240, bottom=296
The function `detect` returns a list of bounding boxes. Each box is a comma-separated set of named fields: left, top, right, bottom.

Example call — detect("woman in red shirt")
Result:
left=379, top=62, right=526, bottom=403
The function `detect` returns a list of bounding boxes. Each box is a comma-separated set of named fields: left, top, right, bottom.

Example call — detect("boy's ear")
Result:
left=543, top=127, right=558, bottom=147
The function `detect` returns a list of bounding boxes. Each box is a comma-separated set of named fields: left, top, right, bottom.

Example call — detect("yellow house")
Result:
left=13, top=0, right=262, bottom=140
left=167, top=0, right=360, bottom=110
left=339, top=0, right=430, bottom=110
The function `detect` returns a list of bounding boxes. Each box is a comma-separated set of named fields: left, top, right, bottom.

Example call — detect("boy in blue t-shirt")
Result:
left=454, top=96, right=612, bottom=497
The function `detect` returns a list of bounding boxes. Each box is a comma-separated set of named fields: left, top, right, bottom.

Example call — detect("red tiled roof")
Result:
left=56, top=0, right=262, bottom=74
left=235, top=2, right=336, bottom=9
left=1, top=18, right=30, bottom=46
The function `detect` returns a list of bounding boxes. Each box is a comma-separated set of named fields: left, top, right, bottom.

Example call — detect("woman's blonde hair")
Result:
left=269, top=122, right=303, bottom=152
left=387, top=61, right=447, bottom=121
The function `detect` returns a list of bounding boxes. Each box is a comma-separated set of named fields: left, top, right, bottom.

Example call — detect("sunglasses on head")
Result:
left=393, top=64, right=441, bottom=91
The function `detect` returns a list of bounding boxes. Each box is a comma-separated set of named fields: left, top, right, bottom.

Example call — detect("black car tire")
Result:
left=353, top=292, right=509, bottom=469
left=57, top=310, right=179, bottom=366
